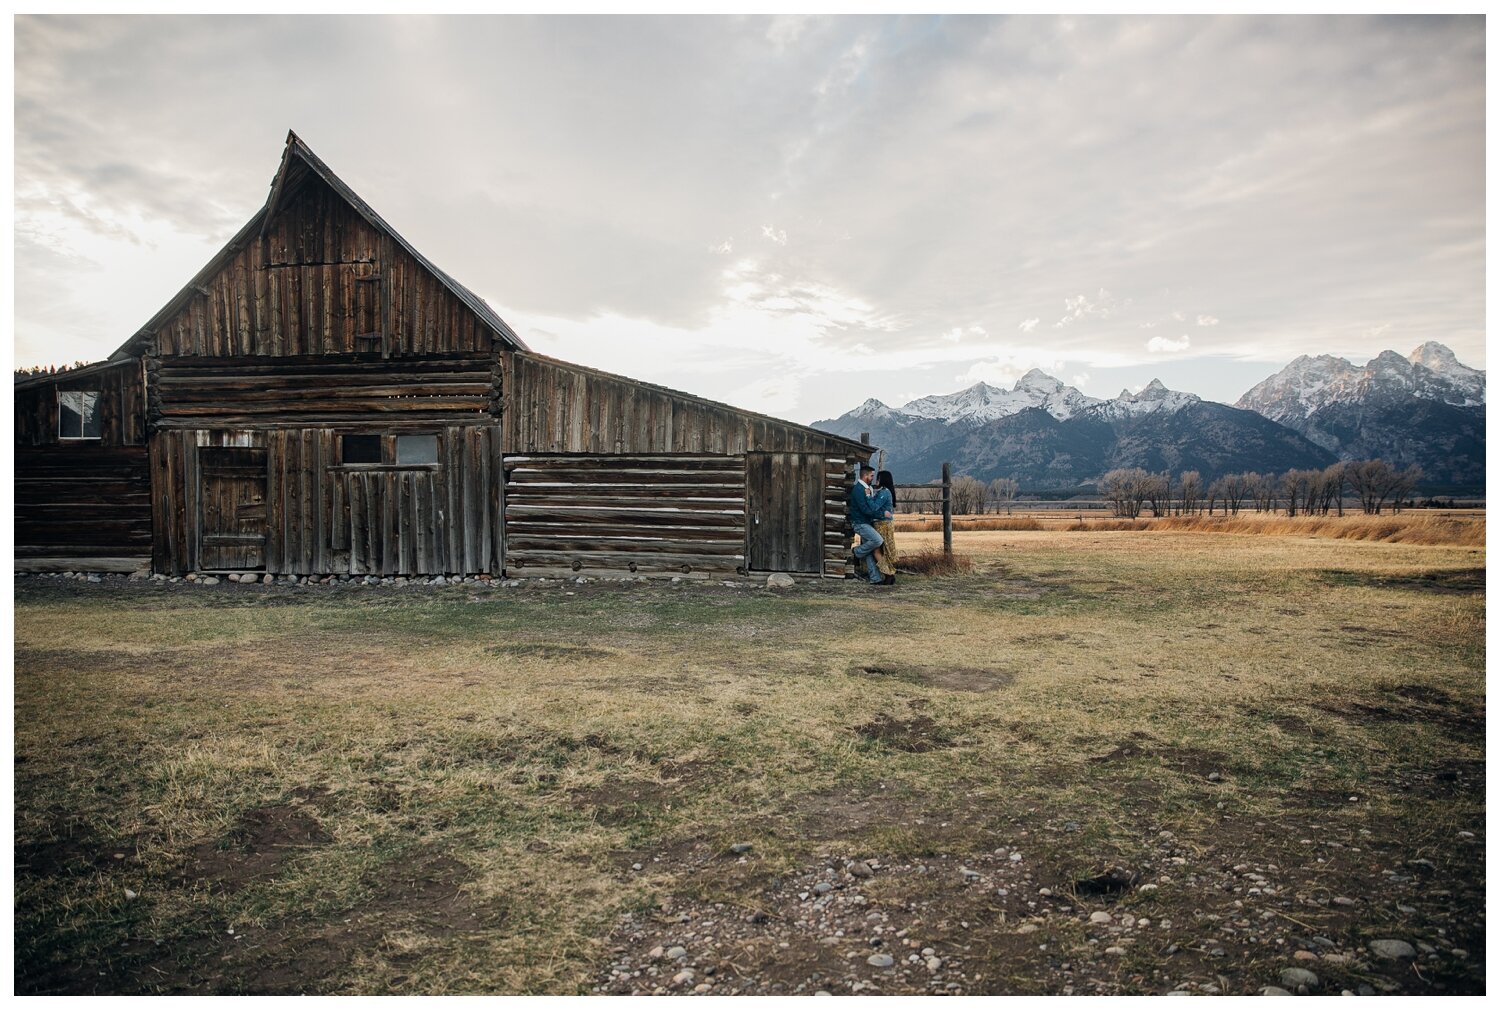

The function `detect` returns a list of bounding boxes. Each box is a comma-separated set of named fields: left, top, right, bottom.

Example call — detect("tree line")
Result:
left=1097, top=460, right=1423, bottom=517
left=893, top=460, right=1425, bottom=517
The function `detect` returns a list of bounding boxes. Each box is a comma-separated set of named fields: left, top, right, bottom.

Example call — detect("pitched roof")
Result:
left=110, top=130, right=525, bottom=360
left=514, top=349, right=874, bottom=455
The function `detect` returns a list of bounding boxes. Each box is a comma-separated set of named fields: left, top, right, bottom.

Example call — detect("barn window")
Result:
left=58, top=391, right=101, bottom=439
left=341, top=434, right=383, bottom=464
left=396, top=435, right=438, bottom=464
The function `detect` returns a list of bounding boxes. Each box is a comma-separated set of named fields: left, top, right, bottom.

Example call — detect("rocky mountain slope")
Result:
left=814, top=342, right=1484, bottom=490
left=1236, top=342, right=1484, bottom=486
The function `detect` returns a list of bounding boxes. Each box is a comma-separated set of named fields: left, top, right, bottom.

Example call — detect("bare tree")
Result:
left=1252, top=472, right=1279, bottom=513
left=950, top=475, right=987, bottom=515
left=1219, top=472, right=1250, bottom=515
left=1344, top=459, right=1420, bottom=514
left=1099, top=468, right=1149, bottom=518
left=988, top=477, right=1020, bottom=514
left=1322, top=462, right=1346, bottom=516
left=1179, top=471, right=1202, bottom=515
left=1142, top=471, right=1171, bottom=517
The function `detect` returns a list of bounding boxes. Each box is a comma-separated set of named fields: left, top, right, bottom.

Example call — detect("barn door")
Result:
left=198, top=447, right=268, bottom=570
left=746, top=452, right=824, bottom=573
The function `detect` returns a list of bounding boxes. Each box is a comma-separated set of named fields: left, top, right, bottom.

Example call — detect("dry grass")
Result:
left=14, top=526, right=1486, bottom=995
left=896, top=548, right=976, bottom=575
left=895, top=515, right=1043, bottom=533
left=1062, top=511, right=1484, bottom=546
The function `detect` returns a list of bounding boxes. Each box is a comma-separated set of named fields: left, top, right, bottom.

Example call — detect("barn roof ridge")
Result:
left=514, top=348, right=873, bottom=454
left=108, top=129, right=527, bottom=362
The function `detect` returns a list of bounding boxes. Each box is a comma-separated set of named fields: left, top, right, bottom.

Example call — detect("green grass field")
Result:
left=14, top=529, right=1485, bottom=995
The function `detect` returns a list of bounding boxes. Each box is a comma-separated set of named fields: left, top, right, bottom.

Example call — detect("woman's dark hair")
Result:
left=876, top=469, right=896, bottom=504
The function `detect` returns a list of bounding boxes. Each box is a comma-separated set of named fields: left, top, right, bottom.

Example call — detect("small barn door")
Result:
left=746, top=452, right=824, bottom=573
left=198, top=446, right=268, bottom=570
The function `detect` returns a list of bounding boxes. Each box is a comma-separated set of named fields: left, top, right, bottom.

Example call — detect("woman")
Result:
left=871, top=470, right=898, bottom=585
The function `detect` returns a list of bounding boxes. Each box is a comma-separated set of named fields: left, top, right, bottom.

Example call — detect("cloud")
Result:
left=1147, top=334, right=1192, bottom=353
left=1054, top=289, right=1129, bottom=328
left=11, top=14, right=1486, bottom=388
left=1196, top=314, right=1219, bottom=326
left=1018, top=317, right=1040, bottom=332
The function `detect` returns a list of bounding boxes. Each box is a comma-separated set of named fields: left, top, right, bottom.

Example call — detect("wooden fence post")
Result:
left=941, top=462, right=952, bottom=556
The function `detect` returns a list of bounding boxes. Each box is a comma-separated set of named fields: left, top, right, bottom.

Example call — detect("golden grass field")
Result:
left=14, top=523, right=1485, bottom=995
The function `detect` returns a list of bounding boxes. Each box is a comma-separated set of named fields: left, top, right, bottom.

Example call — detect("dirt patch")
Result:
left=856, top=662, right=1014, bottom=693
left=179, top=804, right=332, bottom=894
left=1087, top=738, right=1227, bottom=779
left=1071, top=865, right=1139, bottom=900
left=571, top=779, right=685, bottom=825
left=853, top=713, right=954, bottom=752
left=16, top=827, right=136, bottom=879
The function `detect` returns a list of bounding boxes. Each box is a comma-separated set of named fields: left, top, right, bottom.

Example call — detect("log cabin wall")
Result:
left=14, top=361, right=152, bottom=570
left=502, top=352, right=865, bottom=578
left=15, top=445, right=152, bottom=571
left=150, top=353, right=497, bottom=427
left=504, top=452, right=858, bottom=579
left=14, top=360, right=147, bottom=447
left=151, top=425, right=501, bottom=576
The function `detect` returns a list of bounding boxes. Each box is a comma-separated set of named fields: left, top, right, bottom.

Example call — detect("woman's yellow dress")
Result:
left=873, top=519, right=897, bottom=576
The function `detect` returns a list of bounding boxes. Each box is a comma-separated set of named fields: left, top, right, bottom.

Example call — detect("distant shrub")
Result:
left=898, top=549, right=975, bottom=576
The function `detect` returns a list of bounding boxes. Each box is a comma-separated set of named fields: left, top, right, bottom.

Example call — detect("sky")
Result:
left=12, top=14, right=1487, bottom=424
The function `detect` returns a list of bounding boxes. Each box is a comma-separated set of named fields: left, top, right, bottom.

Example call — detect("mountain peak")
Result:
left=1017, top=368, right=1064, bottom=393
left=1409, top=341, right=1458, bottom=367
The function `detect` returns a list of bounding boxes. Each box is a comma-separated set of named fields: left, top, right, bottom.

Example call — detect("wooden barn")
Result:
left=14, top=131, right=871, bottom=581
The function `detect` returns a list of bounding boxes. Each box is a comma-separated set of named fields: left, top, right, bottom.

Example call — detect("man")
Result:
left=847, top=462, right=892, bottom=585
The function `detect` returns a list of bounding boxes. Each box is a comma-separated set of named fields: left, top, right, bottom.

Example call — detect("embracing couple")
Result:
left=848, top=463, right=898, bottom=586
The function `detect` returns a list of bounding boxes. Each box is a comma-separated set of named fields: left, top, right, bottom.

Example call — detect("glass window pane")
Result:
left=58, top=392, right=81, bottom=438
left=80, top=392, right=101, bottom=438
left=342, top=434, right=383, bottom=464
left=396, top=434, right=438, bottom=464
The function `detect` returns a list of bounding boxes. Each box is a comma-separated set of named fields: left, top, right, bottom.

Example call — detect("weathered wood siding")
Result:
left=151, top=353, right=498, bottom=426
left=151, top=426, right=501, bottom=576
left=15, top=445, right=152, bottom=569
left=504, top=454, right=747, bottom=579
left=153, top=174, right=498, bottom=358
left=503, top=452, right=857, bottom=579
left=14, top=360, right=147, bottom=447
left=504, top=352, right=857, bottom=456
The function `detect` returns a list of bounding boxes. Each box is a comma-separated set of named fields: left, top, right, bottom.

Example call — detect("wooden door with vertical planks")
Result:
left=745, top=452, right=824, bottom=573
left=198, top=446, right=268, bottom=570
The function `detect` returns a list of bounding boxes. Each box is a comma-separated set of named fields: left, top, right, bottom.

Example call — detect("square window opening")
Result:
left=58, top=390, right=101, bottom=439
left=396, top=434, right=438, bottom=465
left=341, top=434, right=383, bottom=464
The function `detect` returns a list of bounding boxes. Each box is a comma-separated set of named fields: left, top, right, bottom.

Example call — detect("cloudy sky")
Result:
left=13, top=14, right=1486, bottom=423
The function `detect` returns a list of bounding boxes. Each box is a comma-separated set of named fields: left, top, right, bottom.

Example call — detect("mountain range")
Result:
left=813, top=342, right=1485, bottom=490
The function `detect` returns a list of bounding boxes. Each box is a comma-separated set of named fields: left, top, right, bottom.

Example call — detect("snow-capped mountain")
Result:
left=894, top=371, right=1103, bottom=423
left=812, top=345, right=1484, bottom=489
left=1234, top=342, right=1485, bottom=486
left=1087, top=379, right=1201, bottom=421
left=814, top=370, right=1330, bottom=488
left=1236, top=342, right=1485, bottom=423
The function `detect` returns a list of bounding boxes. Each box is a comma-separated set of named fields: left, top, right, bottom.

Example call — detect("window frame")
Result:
left=57, top=390, right=102, bottom=441
left=333, top=431, right=444, bottom=470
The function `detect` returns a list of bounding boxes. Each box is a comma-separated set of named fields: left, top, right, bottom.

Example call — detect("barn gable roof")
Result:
left=109, top=130, right=526, bottom=361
